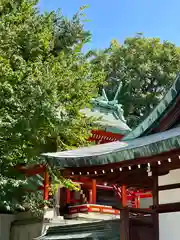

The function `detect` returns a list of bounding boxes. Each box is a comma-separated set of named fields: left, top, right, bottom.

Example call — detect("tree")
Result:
left=53, top=6, right=91, bottom=55
left=0, top=0, right=105, bottom=214
left=89, top=35, right=180, bottom=127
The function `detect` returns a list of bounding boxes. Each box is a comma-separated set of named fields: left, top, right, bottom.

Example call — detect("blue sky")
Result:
left=38, top=0, right=180, bottom=51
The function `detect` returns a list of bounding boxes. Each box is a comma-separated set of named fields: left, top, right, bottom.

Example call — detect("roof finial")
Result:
left=102, top=88, right=108, bottom=101
left=113, top=81, right=122, bottom=101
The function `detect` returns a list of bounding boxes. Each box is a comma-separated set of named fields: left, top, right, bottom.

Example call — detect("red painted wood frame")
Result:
left=88, top=129, right=124, bottom=144
left=17, top=164, right=50, bottom=201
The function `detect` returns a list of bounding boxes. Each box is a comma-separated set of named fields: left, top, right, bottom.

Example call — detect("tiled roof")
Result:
left=42, top=126, right=180, bottom=168
left=124, top=74, right=180, bottom=140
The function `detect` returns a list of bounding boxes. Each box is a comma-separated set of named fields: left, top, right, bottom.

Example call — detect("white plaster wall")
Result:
left=140, top=197, right=152, bottom=208
left=159, top=169, right=180, bottom=240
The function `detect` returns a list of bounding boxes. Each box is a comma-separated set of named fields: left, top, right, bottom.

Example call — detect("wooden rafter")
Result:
left=64, top=148, right=180, bottom=178
left=155, top=96, right=180, bottom=132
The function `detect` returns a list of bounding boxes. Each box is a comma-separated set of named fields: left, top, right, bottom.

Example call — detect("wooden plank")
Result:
left=114, top=205, right=154, bottom=214
left=152, top=173, right=159, bottom=240
left=127, top=207, right=154, bottom=215
left=120, top=208, right=130, bottom=240
left=96, top=171, right=153, bottom=188
left=159, top=183, right=180, bottom=191
left=155, top=202, right=180, bottom=213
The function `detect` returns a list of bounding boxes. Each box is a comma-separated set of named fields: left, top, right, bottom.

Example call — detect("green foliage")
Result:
left=53, top=7, right=91, bottom=55
left=89, top=35, right=180, bottom=127
left=0, top=0, right=104, bottom=213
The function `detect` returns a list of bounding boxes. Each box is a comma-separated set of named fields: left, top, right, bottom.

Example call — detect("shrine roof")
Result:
left=124, top=74, right=180, bottom=140
left=42, top=126, right=180, bottom=168
left=81, top=107, right=131, bottom=134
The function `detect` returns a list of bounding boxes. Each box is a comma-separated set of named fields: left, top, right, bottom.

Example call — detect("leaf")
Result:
left=89, top=36, right=180, bottom=127
left=0, top=0, right=105, bottom=214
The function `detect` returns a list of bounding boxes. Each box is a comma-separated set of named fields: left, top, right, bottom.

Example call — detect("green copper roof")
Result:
left=81, top=85, right=131, bottom=134
left=42, top=126, right=180, bottom=168
left=124, top=73, right=180, bottom=140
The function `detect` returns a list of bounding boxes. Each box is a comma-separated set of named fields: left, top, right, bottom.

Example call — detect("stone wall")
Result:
left=0, top=214, right=15, bottom=240
left=0, top=211, right=46, bottom=240
left=10, top=219, right=43, bottom=240
left=0, top=208, right=56, bottom=240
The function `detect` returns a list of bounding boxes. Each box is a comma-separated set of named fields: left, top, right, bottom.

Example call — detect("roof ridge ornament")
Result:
left=108, top=79, right=127, bottom=124
left=100, top=78, right=122, bottom=104
left=114, top=81, right=122, bottom=101
left=92, top=79, right=129, bottom=125
left=81, top=77, right=131, bottom=133
left=102, top=88, right=108, bottom=101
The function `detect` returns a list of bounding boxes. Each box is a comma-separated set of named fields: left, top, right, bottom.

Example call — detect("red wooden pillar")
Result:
left=135, top=196, right=140, bottom=208
left=120, top=186, right=129, bottom=240
left=92, top=179, right=96, bottom=204
left=60, top=187, right=65, bottom=206
left=71, top=191, right=75, bottom=204
left=66, top=189, right=71, bottom=204
left=43, top=167, right=49, bottom=201
left=88, top=189, right=93, bottom=203
left=122, top=185, right=127, bottom=207
left=80, top=191, right=83, bottom=204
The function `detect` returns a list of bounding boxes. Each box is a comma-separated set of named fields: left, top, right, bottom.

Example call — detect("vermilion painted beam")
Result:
left=88, top=129, right=123, bottom=143
left=18, top=164, right=45, bottom=176
left=137, top=193, right=152, bottom=199
left=71, top=176, right=152, bottom=198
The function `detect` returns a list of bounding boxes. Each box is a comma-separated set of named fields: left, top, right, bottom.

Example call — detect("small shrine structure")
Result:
left=42, top=74, right=180, bottom=240
left=81, top=82, right=131, bottom=144
left=20, top=81, right=151, bottom=214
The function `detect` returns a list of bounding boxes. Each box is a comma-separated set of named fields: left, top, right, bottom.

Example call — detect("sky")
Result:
left=38, top=0, right=180, bottom=51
